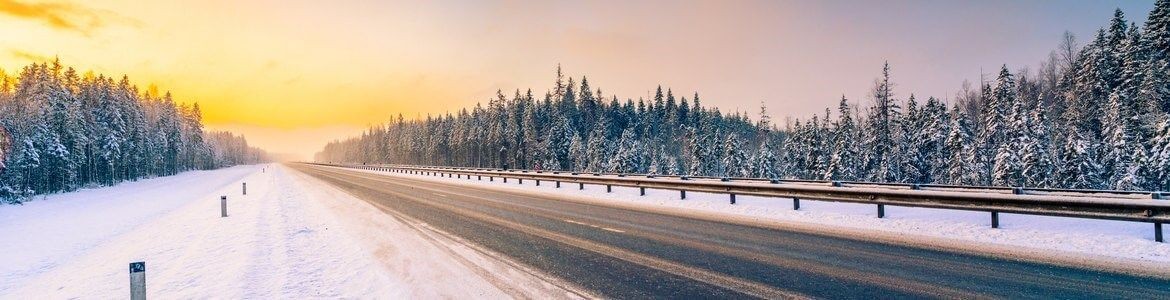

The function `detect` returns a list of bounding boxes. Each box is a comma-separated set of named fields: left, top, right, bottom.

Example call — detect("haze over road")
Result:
left=291, top=163, right=1170, bottom=298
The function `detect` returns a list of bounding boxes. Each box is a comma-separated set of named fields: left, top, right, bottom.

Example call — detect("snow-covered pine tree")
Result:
left=584, top=116, right=611, bottom=172
left=944, top=103, right=978, bottom=185
left=1021, top=95, right=1055, bottom=188
left=568, top=133, right=586, bottom=172
left=921, top=97, right=951, bottom=183
left=607, top=127, right=644, bottom=173
left=1144, top=115, right=1170, bottom=191
left=862, top=62, right=900, bottom=182
left=721, top=133, right=749, bottom=178
left=1056, top=125, right=1103, bottom=189
left=900, top=94, right=926, bottom=183
left=825, top=96, right=859, bottom=181
left=752, top=137, right=780, bottom=179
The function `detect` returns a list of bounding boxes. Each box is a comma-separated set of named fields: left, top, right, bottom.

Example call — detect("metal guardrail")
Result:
left=312, top=163, right=1169, bottom=242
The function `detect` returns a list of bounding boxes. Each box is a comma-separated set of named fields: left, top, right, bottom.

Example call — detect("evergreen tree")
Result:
left=825, top=96, right=859, bottom=180
left=944, top=104, right=978, bottom=185
left=721, top=133, right=749, bottom=177
left=607, top=127, right=644, bottom=173
left=752, top=138, right=780, bottom=179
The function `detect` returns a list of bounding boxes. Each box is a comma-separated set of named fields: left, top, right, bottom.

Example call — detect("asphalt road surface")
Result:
left=290, top=163, right=1170, bottom=299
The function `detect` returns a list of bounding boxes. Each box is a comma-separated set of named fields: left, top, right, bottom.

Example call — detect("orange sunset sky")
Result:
left=0, top=0, right=1153, bottom=160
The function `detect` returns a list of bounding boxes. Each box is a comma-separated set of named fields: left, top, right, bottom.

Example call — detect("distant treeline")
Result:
left=0, top=60, right=266, bottom=203
left=317, top=2, right=1170, bottom=192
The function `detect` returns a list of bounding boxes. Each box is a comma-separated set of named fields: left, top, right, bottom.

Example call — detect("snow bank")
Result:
left=1, top=165, right=577, bottom=298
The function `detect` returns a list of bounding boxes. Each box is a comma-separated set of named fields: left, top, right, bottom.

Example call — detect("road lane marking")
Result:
left=432, top=193, right=448, bottom=198
left=565, top=219, right=626, bottom=233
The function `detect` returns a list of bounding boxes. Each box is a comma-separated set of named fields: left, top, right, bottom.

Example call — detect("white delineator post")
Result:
left=129, top=262, right=145, bottom=300
left=220, top=196, right=228, bottom=217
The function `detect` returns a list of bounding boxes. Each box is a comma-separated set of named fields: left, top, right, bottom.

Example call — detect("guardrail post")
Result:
left=639, top=187, right=646, bottom=196
left=220, top=196, right=228, bottom=217
left=1154, top=192, right=1165, bottom=242
left=991, top=212, right=1000, bottom=228
left=793, top=198, right=800, bottom=210
left=1156, top=223, right=1163, bottom=242
left=877, top=204, right=885, bottom=218
left=730, top=193, right=736, bottom=204
left=129, top=262, right=145, bottom=300
left=680, top=190, right=686, bottom=199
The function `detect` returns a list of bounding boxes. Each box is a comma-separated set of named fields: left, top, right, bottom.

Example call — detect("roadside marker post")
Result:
left=129, top=262, right=145, bottom=300
left=242, top=182, right=247, bottom=195
left=220, top=196, right=228, bottom=217
left=1156, top=223, right=1163, bottom=243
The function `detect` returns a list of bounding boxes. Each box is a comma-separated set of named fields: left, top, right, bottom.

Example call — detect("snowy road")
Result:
left=1, top=164, right=575, bottom=298
left=294, top=163, right=1170, bottom=298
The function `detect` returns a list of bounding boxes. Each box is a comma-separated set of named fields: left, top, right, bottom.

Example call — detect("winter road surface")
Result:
left=292, top=163, right=1170, bottom=299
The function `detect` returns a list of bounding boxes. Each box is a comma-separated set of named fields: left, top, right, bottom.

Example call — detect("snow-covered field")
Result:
left=0, top=164, right=576, bottom=299
left=351, top=167, right=1170, bottom=273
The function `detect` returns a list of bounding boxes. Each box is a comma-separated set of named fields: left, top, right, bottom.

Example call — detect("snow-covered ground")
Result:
left=0, top=164, right=578, bottom=299
left=350, top=167, right=1170, bottom=274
